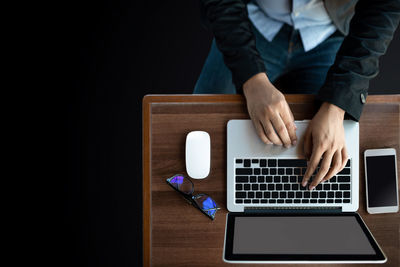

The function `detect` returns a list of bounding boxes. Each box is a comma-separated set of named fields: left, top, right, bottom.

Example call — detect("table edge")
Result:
left=142, top=94, right=400, bottom=104
left=142, top=96, right=152, bottom=267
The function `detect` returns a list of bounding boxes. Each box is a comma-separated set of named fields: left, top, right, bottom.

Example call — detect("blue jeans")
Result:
left=194, top=24, right=345, bottom=94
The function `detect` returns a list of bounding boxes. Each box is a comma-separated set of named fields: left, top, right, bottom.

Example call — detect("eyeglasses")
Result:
left=166, top=174, right=220, bottom=220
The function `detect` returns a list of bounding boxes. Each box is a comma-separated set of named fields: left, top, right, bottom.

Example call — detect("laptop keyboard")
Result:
left=234, top=158, right=351, bottom=205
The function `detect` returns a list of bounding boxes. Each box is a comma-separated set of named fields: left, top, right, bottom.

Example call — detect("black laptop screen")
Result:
left=234, top=216, right=374, bottom=254
left=224, top=213, right=386, bottom=262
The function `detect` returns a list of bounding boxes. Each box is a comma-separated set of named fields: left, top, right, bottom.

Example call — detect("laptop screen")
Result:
left=224, top=213, right=386, bottom=262
left=234, top=216, right=374, bottom=254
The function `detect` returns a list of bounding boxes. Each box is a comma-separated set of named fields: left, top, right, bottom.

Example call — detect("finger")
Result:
left=262, top=120, right=283, bottom=145
left=280, top=107, right=297, bottom=145
left=322, top=150, right=342, bottom=183
left=303, top=126, right=312, bottom=160
left=302, top=144, right=324, bottom=187
left=310, top=150, right=334, bottom=190
left=253, top=119, right=272, bottom=144
left=341, top=146, right=348, bottom=170
left=270, top=114, right=292, bottom=147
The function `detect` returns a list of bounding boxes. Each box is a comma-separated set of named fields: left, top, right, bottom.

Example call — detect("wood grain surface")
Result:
left=143, top=95, right=400, bottom=267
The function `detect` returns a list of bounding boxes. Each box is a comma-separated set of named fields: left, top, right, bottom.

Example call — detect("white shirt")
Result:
left=248, top=0, right=337, bottom=51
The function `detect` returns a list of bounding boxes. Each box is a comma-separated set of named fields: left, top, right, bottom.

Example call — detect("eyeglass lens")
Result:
left=193, top=194, right=219, bottom=219
left=167, top=175, right=194, bottom=195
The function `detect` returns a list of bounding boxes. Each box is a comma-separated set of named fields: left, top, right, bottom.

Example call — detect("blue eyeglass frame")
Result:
left=166, top=174, right=220, bottom=220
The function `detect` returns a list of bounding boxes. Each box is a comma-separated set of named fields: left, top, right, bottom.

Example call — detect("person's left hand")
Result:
left=301, top=102, right=348, bottom=190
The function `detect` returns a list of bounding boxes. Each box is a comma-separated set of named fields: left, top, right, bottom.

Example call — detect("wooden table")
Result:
left=143, top=95, right=400, bottom=267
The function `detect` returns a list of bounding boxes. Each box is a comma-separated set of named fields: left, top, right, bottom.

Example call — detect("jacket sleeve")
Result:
left=200, top=0, right=266, bottom=91
left=317, top=0, right=400, bottom=121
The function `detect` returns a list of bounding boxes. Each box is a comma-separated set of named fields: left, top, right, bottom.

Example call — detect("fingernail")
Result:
left=309, top=185, right=315, bottom=191
left=302, top=181, right=307, bottom=187
left=292, top=140, right=297, bottom=145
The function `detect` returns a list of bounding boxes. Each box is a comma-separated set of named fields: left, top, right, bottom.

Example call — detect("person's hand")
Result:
left=243, top=73, right=297, bottom=147
left=301, top=102, right=348, bottom=190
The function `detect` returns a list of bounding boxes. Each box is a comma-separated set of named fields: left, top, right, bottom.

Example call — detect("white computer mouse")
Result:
left=185, top=131, right=210, bottom=179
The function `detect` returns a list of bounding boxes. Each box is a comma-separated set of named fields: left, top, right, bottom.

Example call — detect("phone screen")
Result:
left=366, top=155, right=398, bottom=207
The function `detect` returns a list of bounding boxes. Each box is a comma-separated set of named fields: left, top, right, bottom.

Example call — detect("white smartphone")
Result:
left=364, top=148, right=399, bottom=214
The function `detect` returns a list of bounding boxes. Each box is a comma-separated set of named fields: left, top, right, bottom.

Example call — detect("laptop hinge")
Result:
left=244, top=207, right=342, bottom=214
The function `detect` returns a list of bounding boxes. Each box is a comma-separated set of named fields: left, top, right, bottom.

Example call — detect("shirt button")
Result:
left=360, top=93, right=366, bottom=104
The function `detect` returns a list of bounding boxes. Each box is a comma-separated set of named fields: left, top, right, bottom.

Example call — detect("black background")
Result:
left=66, top=1, right=400, bottom=266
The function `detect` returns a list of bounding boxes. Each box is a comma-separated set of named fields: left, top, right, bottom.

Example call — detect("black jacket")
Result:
left=200, top=0, right=400, bottom=120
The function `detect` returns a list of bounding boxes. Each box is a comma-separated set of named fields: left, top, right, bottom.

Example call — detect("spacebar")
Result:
left=278, top=159, right=307, bottom=167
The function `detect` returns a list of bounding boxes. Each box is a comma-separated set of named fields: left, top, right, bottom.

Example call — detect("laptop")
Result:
left=223, top=120, right=386, bottom=263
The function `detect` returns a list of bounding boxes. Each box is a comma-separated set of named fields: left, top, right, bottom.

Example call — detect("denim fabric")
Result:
left=194, top=24, right=344, bottom=95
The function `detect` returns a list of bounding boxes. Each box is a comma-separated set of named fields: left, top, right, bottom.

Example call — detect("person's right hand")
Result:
left=243, top=73, right=297, bottom=147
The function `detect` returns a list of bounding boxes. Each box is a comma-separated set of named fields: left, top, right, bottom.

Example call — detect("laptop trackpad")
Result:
left=224, top=213, right=386, bottom=263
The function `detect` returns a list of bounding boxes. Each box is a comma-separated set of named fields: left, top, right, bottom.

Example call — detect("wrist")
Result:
left=243, top=72, right=272, bottom=97
left=320, top=102, right=345, bottom=119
